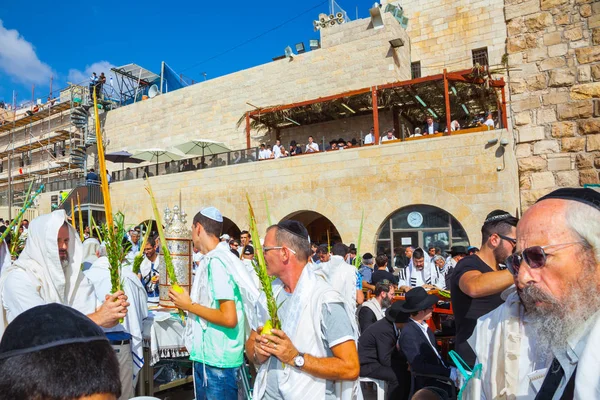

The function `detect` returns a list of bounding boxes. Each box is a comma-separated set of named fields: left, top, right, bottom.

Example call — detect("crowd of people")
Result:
left=0, top=187, right=597, bottom=400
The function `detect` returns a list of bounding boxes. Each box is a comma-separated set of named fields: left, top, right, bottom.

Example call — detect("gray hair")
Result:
left=565, top=201, right=600, bottom=263
left=267, top=225, right=311, bottom=262
left=432, top=255, right=445, bottom=263
left=98, top=244, right=108, bottom=257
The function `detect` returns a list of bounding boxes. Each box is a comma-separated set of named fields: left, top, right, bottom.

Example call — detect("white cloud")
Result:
left=0, top=20, right=53, bottom=85
left=67, top=61, right=118, bottom=85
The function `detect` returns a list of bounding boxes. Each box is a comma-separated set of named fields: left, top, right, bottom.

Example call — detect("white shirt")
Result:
left=427, top=124, right=435, bottom=134
left=272, top=145, right=282, bottom=159
left=305, top=142, right=319, bottom=153
left=364, top=133, right=374, bottom=144
left=484, top=119, right=495, bottom=128
left=381, top=135, right=396, bottom=143
left=258, top=149, right=269, bottom=160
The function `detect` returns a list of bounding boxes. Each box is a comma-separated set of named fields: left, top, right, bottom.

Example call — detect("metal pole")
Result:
left=245, top=112, right=251, bottom=149
left=443, top=69, right=451, bottom=135
left=160, top=62, right=165, bottom=94
left=500, top=78, right=508, bottom=129
left=372, top=87, right=380, bottom=144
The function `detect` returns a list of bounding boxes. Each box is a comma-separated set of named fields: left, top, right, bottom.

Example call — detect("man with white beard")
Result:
left=469, top=188, right=600, bottom=399
left=508, top=188, right=600, bottom=399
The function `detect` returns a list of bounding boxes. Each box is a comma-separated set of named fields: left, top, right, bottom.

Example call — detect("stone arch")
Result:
left=222, top=216, right=241, bottom=239
left=279, top=210, right=343, bottom=244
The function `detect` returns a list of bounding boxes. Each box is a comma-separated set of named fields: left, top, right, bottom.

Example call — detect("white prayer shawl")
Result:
left=360, top=298, right=384, bottom=322
left=467, top=291, right=549, bottom=400
left=139, top=253, right=161, bottom=278
left=81, top=237, right=100, bottom=270
left=85, top=256, right=148, bottom=381
left=0, top=210, right=97, bottom=338
left=404, top=254, right=437, bottom=287
left=254, top=266, right=361, bottom=400
left=0, top=240, right=11, bottom=276
left=319, top=255, right=358, bottom=315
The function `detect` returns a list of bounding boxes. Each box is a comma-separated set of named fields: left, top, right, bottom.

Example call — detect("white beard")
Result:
left=61, top=258, right=70, bottom=271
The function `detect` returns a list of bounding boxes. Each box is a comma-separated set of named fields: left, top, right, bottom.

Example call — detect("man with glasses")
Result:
left=358, top=282, right=395, bottom=333
left=246, top=220, right=360, bottom=399
left=450, top=209, right=518, bottom=366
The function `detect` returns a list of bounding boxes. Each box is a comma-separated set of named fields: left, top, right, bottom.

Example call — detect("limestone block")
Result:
left=539, top=57, right=567, bottom=71
left=513, top=96, right=542, bottom=113
left=579, top=118, right=600, bottom=134
left=508, top=52, right=524, bottom=66
left=531, top=171, right=556, bottom=189
left=516, top=143, right=532, bottom=157
left=590, top=14, right=600, bottom=29
left=576, top=46, right=600, bottom=64
left=549, top=68, right=577, bottom=87
left=511, top=62, right=540, bottom=78
left=520, top=173, right=532, bottom=189
left=525, top=34, right=539, bottom=49
left=588, top=134, right=600, bottom=150
left=565, top=27, right=584, bottom=42
left=554, top=13, right=570, bottom=26
left=541, top=0, right=568, bottom=9
left=537, top=108, right=557, bottom=124
left=508, top=36, right=527, bottom=53
left=518, top=126, right=546, bottom=142
left=526, top=47, right=548, bottom=62
left=507, top=18, right=526, bottom=36
left=579, top=65, right=592, bottom=82
left=581, top=4, right=592, bottom=18
left=547, top=156, right=572, bottom=171
left=548, top=43, right=569, bottom=57
left=552, top=121, right=577, bottom=137
left=594, top=28, right=600, bottom=46
left=592, top=65, right=600, bottom=81
left=518, top=156, right=547, bottom=172
left=526, top=74, right=547, bottom=91
left=580, top=169, right=600, bottom=184
left=561, top=137, right=586, bottom=151
left=556, top=170, right=580, bottom=186
left=570, top=82, right=600, bottom=99
left=544, top=31, right=562, bottom=46
left=506, top=0, right=543, bottom=20
left=543, top=91, right=570, bottom=105
left=514, top=111, right=532, bottom=126
left=533, top=140, right=560, bottom=154
left=593, top=2, right=600, bottom=14
left=595, top=157, right=600, bottom=168
left=510, top=80, right=527, bottom=95
left=576, top=153, right=595, bottom=169
left=557, top=101, right=594, bottom=119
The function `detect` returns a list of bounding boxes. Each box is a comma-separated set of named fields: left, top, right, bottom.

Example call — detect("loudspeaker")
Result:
left=148, top=84, right=159, bottom=98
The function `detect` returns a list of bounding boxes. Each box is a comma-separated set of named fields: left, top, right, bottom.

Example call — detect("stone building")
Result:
left=33, top=0, right=597, bottom=257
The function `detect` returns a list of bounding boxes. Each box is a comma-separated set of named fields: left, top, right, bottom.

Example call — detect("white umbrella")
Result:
left=173, top=139, right=230, bottom=157
left=131, top=148, right=186, bottom=176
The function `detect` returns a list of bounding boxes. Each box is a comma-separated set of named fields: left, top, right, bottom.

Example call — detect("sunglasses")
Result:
left=263, top=246, right=297, bottom=255
left=505, top=241, right=584, bottom=275
left=497, top=234, right=517, bottom=245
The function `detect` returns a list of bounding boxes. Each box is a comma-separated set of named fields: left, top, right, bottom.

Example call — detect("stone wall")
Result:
left=42, top=131, right=519, bottom=250
left=389, top=0, right=507, bottom=75
left=506, top=0, right=600, bottom=206
left=102, top=13, right=411, bottom=156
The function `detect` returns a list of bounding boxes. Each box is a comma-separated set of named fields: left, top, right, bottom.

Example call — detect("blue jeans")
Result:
left=193, top=362, right=238, bottom=400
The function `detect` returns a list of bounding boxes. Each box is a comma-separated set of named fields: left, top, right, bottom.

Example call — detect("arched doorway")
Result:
left=375, top=204, right=470, bottom=260
left=280, top=211, right=341, bottom=245
left=222, top=217, right=241, bottom=239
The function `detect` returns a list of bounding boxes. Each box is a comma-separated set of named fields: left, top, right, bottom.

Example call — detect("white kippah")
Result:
left=200, top=206, right=223, bottom=222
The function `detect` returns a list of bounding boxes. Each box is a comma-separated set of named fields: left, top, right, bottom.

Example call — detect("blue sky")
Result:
left=0, top=0, right=376, bottom=104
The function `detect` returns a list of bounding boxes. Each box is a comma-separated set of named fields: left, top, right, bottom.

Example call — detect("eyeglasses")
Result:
left=505, top=241, right=585, bottom=275
left=497, top=234, right=517, bottom=245
left=263, top=246, right=297, bottom=255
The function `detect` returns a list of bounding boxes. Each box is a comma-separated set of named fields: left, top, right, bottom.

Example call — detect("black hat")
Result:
left=399, top=287, right=439, bottom=313
left=244, top=245, right=254, bottom=255
left=362, top=252, right=374, bottom=261
left=449, top=246, right=467, bottom=256
left=338, top=137, right=345, bottom=143
left=349, top=243, right=356, bottom=250
left=484, top=209, right=517, bottom=225
left=536, top=187, right=600, bottom=212
left=0, top=304, right=107, bottom=360
left=290, top=140, right=297, bottom=146
left=385, top=301, right=410, bottom=323
left=277, top=220, right=309, bottom=241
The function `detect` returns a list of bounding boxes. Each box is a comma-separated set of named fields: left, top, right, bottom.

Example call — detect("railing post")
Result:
left=500, top=78, right=508, bottom=129
left=246, top=112, right=251, bottom=149
left=443, top=69, right=451, bottom=135
left=372, top=87, right=380, bottom=144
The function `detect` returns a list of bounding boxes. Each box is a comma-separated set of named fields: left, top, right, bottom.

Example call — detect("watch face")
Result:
left=294, top=354, right=305, bottom=367
left=407, top=211, right=423, bottom=228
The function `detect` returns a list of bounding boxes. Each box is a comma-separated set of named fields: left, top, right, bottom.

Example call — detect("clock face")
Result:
left=407, top=211, right=423, bottom=228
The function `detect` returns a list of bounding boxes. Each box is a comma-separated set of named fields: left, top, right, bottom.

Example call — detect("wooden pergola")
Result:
left=242, top=67, right=507, bottom=148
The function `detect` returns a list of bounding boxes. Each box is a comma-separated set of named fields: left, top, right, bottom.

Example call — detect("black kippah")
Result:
left=0, top=303, right=107, bottom=360
left=277, top=220, right=309, bottom=241
left=536, top=188, right=600, bottom=212
left=484, top=209, right=514, bottom=224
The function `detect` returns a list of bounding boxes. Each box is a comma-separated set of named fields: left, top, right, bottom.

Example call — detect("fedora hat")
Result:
left=385, top=301, right=410, bottom=324
left=399, top=287, right=439, bottom=313
left=449, top=246, right=467, bottom=256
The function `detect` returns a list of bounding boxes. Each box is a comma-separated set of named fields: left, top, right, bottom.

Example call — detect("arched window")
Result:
left=375, top=204, right=469, bottom=260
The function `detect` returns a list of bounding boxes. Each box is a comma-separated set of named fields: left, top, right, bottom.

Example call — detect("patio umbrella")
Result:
left=104, top=150, right=144, bottom=169
left=173, top=139, right=230, bottom=157
left=131, top=148, right=187, bottom=176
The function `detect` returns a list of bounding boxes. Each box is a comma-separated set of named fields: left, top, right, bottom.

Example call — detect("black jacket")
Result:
left=422, top=122, right=441, bottom=134
left=358, top=318, right=403, bottom=375
left=358, top=306, right=378, bottom=334
left=399, top=319, right=451, bottom=391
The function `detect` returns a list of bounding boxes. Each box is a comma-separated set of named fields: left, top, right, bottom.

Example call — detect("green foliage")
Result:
left=99, top=211, right=130, bottom=293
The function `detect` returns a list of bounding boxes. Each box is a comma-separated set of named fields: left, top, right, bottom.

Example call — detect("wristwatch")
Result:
left=293, top=352, right=305, bottom=368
